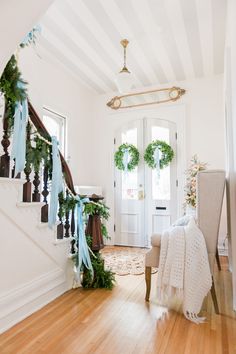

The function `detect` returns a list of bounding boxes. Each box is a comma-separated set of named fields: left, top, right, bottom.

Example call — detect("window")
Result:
left=121, top=128, right=138, bottom=200
left=43, top=108, right=66, bottom=156
left=151, top=126, right=170, bottom=200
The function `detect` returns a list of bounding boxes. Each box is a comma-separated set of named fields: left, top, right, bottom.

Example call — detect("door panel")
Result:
left=144, top=118, right=177, bottom=246
left=115, top=120, right=145, bottom=247
left=114, top=118, right=177, bottom=247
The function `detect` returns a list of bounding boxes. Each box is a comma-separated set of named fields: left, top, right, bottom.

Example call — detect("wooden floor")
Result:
left=0, top=257, right=235, bottom=354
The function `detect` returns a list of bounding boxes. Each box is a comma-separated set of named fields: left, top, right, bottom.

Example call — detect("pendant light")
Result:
left=115, top=39, right=134, bottom=93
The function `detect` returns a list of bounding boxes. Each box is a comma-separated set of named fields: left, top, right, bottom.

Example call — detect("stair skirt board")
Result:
left=0, top=268, right=68, bottom=334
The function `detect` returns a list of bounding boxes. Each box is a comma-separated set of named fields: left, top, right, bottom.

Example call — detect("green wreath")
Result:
left=114, top=143, right=139, bottom=171
left=144, top=140, right=174, bottom=169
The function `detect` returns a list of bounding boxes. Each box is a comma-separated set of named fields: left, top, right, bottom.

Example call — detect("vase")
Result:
left=185, top=205, right=196, bottom=217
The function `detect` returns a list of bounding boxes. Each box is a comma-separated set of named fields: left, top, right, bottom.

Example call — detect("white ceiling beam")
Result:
left=43, top=8, right=116, bottom=91
left=179, top=0, right=204, bottom=78
left=41, top=26, right=110, bottom=93
left=65, top=0, right=144, bottom=90
left=212, top=0, right=226, bottom=75
left=99, top=0, right=161, bottom=85
left=37, top=41, right=97, bottom=94
left=148, top=0, right=186, bottom=82
left=164, top=0, right=195, bottom=79
left=195, top=0, right=214, bottom=76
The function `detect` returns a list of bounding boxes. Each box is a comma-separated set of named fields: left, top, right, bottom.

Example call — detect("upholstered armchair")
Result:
left=145, top=170, right=225, bottom=314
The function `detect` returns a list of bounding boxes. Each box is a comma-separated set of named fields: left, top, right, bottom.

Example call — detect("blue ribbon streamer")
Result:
left=75, top=196, right=94, bottom=277
left=11, top=84, right=28, bottom=176
left=48, top=136, right=64, bottom=228
left=122, top=148, right=129, bottom=173
left=20, top=25, right=41, bottom=47
left=154, top=146, right=160, bottom=179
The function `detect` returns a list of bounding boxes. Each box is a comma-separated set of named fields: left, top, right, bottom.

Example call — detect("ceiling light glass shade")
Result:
left=115, top=70, right=134, bottom=93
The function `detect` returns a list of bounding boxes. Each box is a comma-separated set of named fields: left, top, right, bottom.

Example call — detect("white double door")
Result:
left=115, top=118, right=177, bottom=247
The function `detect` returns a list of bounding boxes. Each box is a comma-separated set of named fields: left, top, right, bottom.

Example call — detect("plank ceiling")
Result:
left=39, top=0, right=227, bottom=94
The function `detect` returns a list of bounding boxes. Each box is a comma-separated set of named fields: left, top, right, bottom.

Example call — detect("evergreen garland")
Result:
left=84, top=201, right=110, bottom=220
left=0, top=30, right=115, bottom=291
left=84, top=201, right=110, bottom=240
left=81, top=236, right=115, bottom=290
left=0, top=55, right=27, bottom=132
left=144, top=140, right=174, bottom=169
left=82, top=252, right=115, bottom=290
left=58, top=191, right=78, bottom=220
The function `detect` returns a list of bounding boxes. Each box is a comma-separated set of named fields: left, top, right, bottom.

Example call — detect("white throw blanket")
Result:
left=157, top=218, right=212, bottom=323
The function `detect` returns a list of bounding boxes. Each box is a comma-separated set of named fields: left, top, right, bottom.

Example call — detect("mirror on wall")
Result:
left=107, top=86, right=186, bottom=110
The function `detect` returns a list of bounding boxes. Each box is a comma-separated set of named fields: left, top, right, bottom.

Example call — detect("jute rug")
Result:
left=101, top=246, right=157, bottom=276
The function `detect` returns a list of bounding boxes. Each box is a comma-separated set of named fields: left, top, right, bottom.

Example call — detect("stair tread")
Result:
left=17, top=202, right=45, bottom=208
left=0, top=177, right=25, bottom=184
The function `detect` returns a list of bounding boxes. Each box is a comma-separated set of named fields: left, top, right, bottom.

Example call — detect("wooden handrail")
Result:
left=28, top=101, right=76, bottom=195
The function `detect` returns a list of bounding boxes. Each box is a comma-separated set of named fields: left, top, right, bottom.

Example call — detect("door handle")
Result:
left=156, top=206, right=166, bottom=210
left=138, top=190, right=145, bottom=200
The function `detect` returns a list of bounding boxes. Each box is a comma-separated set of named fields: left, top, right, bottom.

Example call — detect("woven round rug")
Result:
left=101, top=247, right=157, bottom=276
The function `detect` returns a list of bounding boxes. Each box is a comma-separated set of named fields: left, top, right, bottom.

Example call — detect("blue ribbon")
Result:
left=154, top=146, right=160, bottom=178
left=48, top=136, right=64, bottom=228
left=122, top=148, right=129, bottom=173
left=20, top=25, right=41, bottom=47
left=11, top=83, right=28, bottom=176
left=75, top=196, right=94, bottom=277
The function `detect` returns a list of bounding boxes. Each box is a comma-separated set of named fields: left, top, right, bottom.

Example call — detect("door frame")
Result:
left=112, top=103, right=186, bottom=246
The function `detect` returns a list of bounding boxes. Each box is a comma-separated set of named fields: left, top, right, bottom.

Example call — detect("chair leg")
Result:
left=215, top=249, right=221, bottom=271
left=145, top=266, right=151, bottom=302
left=210, top=277, right=219, bottom=314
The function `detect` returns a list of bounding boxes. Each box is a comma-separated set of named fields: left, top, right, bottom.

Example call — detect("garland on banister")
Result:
left=0, top=26, right=115, bottom=290
left=66, top=196, right=115, bottom=289
left=0, top=55, right=27, bottom=132
left=0, top=25, right=41, bottom=134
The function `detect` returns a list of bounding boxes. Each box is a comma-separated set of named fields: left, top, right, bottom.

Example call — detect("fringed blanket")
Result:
left=157, top=218, right=212, bottom=323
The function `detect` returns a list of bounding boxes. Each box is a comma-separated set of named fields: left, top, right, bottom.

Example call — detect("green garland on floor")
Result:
left=82, top=251, right=115, bottom=290
left=70, top=200, right=115, bottom=289
left=81, top=236, right=115, bottom=290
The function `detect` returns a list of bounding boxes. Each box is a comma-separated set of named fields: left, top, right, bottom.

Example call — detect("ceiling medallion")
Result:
left=107, top=86, right=186, bottom=110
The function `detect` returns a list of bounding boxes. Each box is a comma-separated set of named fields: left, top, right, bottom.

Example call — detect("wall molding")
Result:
left=0, top=268, right=68, bottom=334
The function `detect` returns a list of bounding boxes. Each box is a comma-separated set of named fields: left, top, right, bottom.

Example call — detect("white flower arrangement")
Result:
left=184, top=155, right=207, bottom=208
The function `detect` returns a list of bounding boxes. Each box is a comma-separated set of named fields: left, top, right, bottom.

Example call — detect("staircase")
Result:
left=0, top=102, right=76, bottom=334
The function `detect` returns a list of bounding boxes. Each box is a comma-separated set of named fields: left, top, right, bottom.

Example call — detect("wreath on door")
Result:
left=144, top=140, right=174, bottom=169
left=114, top=143, right=140, bottom=172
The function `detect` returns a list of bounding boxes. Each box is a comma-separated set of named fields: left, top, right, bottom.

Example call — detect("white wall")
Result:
left=224, top=0, right=236, bottom=311
left=18, top=45, right=96, bottom=186
left=91, top=75, right=226, bottom=245
left=0, top=0, right=55, bottom=76
left=0, top=179, right=72, bottom=333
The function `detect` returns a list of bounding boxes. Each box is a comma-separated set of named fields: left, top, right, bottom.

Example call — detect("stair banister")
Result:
left=28, top=101, right=76, bottom=196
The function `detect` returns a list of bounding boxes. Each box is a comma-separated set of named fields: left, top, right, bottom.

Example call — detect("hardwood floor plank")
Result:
left=0, top=256, right=235, bottom=354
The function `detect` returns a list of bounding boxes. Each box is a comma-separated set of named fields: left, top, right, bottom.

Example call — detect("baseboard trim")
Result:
left=0, top=268, right=68, bottom=334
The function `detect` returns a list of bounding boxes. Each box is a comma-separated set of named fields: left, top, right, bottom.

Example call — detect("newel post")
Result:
left=23, top=122, right=32, bottom=202
left=0, top=103, right=10, bottom=177
left=41, top=166, right=49, bottom=222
